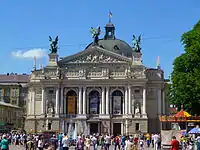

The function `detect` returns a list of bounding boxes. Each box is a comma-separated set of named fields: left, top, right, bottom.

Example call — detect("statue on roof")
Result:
left=90, top=27, right=101, bottom=45
left=49, top=36, right=59, bottom=53
left=132, top=34, right=142, bottom=52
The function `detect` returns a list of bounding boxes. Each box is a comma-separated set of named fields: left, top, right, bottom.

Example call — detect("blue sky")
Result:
left=0, top=0, right=199, bottom=78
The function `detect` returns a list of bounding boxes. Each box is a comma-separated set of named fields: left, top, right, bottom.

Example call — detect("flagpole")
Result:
left=108, top=11, right=112, bottom=23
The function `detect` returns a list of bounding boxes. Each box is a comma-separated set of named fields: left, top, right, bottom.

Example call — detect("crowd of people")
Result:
left=0, top=132, right=163, bottom=150
left=0, top=131, right=200, bottom=150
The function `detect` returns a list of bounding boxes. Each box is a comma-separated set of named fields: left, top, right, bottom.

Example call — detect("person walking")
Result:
left=171, top=136, right=179, bottom=150
left=62, top=133, right=69, bottom=150
left=0, top=135, right=9, bottom=150
left=37, top=135, right=44, bottom=150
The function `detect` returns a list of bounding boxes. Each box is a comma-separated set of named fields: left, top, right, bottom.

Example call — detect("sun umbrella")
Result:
left=188, top=127, right=200, bottom=134
left=174, top=109, right=191, bottom=117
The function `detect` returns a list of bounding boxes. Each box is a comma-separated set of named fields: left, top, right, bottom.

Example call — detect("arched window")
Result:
left=66, top=90, right=77, bottom=114
left=89, top=90, right=100, bottom=114
left=112, top=90, right=123, bottom=114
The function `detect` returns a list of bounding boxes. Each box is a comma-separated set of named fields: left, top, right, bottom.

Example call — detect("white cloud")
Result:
left=12, top=48, right=47, bottom=59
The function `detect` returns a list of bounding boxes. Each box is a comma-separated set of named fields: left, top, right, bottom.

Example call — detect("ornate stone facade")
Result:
left=25, top=22, right=167, bottom=135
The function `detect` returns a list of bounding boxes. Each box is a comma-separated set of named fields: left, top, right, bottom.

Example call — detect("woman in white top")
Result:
left=37, top=135, right=44, bottom=150
left=62, top=133, right=69, bottom=150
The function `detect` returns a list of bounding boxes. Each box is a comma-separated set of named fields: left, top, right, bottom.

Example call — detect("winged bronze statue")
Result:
left=49, top=36, right=59, bottom=53
left=132, top=34, right=142, bottom=52
left=90, top=27, right=101, bottom=45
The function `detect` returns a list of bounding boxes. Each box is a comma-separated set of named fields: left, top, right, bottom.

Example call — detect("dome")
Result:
left=86, top=22, right=133, bottom=57
left=86, top=39, right=133, bottom=57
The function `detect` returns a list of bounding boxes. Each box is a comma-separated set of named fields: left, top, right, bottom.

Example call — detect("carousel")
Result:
left=160, top=109, right=200, bottom=123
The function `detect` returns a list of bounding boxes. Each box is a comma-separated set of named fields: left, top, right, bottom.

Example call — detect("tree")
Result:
left=169, top=21, right=200, bottom=115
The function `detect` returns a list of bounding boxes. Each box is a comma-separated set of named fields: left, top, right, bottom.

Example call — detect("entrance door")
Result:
left=113, top=123, right=121, bottom=136
left=90, top=123, right=98, bottom=134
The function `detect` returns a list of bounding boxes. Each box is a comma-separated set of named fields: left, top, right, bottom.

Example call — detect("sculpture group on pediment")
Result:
left=132, top=68, right=146, bottom=78
left=79, top=69, right=86, bottom=77
left=76, top=53, right=119, bottom=63
left=102, top=68, right=109, bottom=77
left=125, top=67, right=132, bottom=78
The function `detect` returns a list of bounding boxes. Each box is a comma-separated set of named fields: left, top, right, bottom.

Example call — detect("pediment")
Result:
left=59, top=46, right=131, bottom=65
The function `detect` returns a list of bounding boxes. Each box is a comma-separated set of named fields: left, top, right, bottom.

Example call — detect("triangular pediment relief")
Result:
left=59, top=46, right=131, bottom=65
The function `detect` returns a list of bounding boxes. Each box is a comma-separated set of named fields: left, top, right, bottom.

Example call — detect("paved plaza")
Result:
left=9, top=144, right=154, bottom=150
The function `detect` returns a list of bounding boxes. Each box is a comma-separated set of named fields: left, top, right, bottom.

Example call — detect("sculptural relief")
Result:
left=125, top=67, right=131, bottom=78
left=102, top=68, right=109, bottom=77
left=70, top=53, right=122, bottom=63
left=132, top=68, right=146, bottom=78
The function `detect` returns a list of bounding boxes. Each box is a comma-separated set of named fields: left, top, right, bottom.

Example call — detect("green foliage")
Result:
left=169, top=21, right=200, bottom=115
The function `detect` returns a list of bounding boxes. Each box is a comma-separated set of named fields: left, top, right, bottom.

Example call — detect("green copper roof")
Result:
left=86, top=39, right=133, bottom=57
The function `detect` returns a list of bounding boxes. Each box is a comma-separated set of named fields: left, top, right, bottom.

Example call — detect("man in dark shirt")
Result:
left=171, top=136, right=179, bottom=150
left=49, top=135, right=58, bottom=150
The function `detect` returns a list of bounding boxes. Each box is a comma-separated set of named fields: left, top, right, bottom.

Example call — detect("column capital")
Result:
left=128, top=85, right=132, bottom=89
left=106, top=86, right=110, bottom=90
left=143, top=85, right=147, bottom=89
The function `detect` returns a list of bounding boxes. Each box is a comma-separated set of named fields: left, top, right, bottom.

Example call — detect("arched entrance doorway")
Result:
left=66, top=90, right=77, bottom=115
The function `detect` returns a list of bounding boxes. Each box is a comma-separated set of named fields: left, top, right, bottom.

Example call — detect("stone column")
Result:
left=60, top=86, right=64, bottom=116
left=123, top=97, right=125, bottom=114
left=125, top=120, right=128, bottom=135
left=82, top=87, right=86, bottom=114
left=63, top=88, right=67, bottom=114
left=75, top=123, right=78, bottom=137
left=55, top=87, right=59, bottom=114
left=121, top=123, right=124, bottom=135
left=106, top=87, right=109, bottom=115
left=41, top=87, right=45, bottom=115
left=162, top=90, right=165, bottom=114
left=125, top=87, right=128, bottom=114
left=88, top=123, right=90, bottom=135
left=157, top=88, right=162, bottom=115
left=99, top=97, right=102, bottom=115
left=78, top=87, right=82, bottom=114
left=32, top=89, right=35, bottom=115
left=143, top=87, right=147, bottom=115
left=128, top=86, right=132, bottom=114
left=102, top=87, right=105, bottom=114
left=87, top=93, right=89, bottom=114
left=28, top=91, right=32, bottom=115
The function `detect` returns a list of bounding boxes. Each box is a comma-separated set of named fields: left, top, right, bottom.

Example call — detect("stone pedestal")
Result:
left=48, top=53, right=58, bottom=67
left=132, top=51, right=142, bottom=65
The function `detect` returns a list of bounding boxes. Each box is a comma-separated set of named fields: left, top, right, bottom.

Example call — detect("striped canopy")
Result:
left=174, top=109, right=191, bottom=117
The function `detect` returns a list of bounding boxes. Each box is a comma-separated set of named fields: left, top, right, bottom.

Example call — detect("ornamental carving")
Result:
left=69, top=53, right=122, bottom=63
left=44, top=71, right=57, bottom=76
left=132, top=68, right=146, bottom=78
